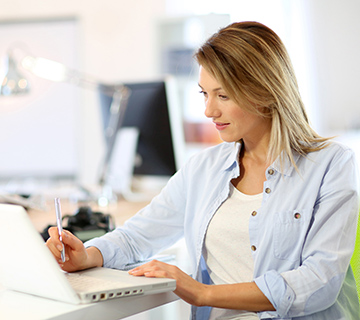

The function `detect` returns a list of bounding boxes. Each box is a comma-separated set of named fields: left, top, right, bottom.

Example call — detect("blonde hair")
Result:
left=194, top=21, right=330, bottom=168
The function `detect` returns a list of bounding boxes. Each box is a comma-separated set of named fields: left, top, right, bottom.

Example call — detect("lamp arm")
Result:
left=98, top=86, right=131, bottom=186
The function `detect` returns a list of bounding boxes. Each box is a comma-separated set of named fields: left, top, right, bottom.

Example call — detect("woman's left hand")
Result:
left=129, top=260, right=209, bottom=307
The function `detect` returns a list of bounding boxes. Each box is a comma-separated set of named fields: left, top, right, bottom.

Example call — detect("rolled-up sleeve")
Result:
left=85, top=167, right=188, bottom=269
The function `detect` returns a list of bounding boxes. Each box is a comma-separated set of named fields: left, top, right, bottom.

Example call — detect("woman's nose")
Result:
left=204, top=98, right=220, bottom=118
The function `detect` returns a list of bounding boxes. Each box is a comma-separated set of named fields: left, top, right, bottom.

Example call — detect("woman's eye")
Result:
left=199, top=90, right=228, bottom=101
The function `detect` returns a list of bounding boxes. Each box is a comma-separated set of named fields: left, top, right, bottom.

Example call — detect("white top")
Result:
left=204, top=183, right=262, bottom=319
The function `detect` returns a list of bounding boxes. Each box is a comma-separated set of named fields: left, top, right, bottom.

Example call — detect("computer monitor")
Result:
left=98, top=78, right=185, bottom=186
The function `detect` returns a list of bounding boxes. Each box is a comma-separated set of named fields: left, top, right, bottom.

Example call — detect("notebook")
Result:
left=0, top=204, right=176, bottom=304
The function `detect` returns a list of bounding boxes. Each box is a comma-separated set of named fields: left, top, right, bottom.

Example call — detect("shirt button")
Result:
left=268, top=169, right=274, bottom=175
left=251, top=211, right=257, bottom=217
left=251, top=245, right=257, bottom=251
left=294, top=212, right=301, bottom=219
left=265, top=188, right=271, bottom=194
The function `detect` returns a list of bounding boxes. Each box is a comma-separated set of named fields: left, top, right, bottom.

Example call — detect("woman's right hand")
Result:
left=46, top=227, right=103, bottom=272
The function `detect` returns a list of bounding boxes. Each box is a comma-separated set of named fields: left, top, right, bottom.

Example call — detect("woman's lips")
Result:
left=214, top=122, right=230, bottom=131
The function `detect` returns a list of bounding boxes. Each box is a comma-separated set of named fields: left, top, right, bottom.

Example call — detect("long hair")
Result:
left=194, top=21, right=330, bottom=168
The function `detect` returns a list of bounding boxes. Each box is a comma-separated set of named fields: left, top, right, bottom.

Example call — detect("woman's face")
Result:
left=198, top=66, right=271, bottom=144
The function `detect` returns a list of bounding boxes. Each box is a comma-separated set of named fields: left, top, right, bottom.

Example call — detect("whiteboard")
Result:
left=0, top=19, right=79, bottom=179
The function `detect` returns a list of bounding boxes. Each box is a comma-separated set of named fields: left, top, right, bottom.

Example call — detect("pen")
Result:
left=54, top=197, right=66, bottom=263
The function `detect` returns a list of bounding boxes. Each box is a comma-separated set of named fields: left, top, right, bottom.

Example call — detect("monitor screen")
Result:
left=99, top=79, right=185, bottom=180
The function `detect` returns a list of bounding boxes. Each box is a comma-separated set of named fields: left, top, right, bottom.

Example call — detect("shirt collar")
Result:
left=223, top=141, right=242, bottom=171
left=222, top=141, right=301, bottom=177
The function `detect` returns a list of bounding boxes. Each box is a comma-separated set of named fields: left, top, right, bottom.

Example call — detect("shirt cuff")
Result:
left=254, top=270, right=295, bottom=318
left=84, top=237, right=127, bottom=269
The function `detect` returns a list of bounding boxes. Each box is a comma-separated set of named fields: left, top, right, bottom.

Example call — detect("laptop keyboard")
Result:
left=66, top=273, right=130, bottom=292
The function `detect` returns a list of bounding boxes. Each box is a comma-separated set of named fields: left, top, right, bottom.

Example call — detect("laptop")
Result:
left=0, top=204, right=176, bottom=304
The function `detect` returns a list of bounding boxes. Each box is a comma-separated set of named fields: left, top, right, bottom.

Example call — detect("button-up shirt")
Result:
left=85, top=141, right=359, bottom=319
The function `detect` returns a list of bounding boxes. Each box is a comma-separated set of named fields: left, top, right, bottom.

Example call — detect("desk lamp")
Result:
left=0, top=50, right=131, bottom=205
left=0, top=51, right=30, bottom=96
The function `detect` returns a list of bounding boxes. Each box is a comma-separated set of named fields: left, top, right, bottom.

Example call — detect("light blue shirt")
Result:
left=85, top=141, right=359, bottom=319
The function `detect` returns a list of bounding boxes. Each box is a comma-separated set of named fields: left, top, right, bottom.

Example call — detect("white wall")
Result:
left=0, top=0, right=167, bottom=81
left=302, top=0, right=360, bottom=135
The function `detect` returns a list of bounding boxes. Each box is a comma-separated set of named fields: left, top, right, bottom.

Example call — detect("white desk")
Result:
left=1, top=197, right=190, bottom=319
left=0, top=286, right=179, bottom=320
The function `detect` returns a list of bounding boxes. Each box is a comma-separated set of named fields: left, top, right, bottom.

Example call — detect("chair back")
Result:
left=351, top=215, right=360, bottom=303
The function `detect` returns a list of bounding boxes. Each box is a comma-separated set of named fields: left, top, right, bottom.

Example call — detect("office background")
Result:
left=0, top=0, right=359, bottom=192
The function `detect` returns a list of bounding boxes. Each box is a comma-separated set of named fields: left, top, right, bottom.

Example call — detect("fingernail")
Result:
left=130, top=269, right=140, bottom=275
left=57, top=244, right=63, bottom=251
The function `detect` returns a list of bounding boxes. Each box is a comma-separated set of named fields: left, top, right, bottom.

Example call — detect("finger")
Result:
left=129, top=268, right=159, bottom=277
left=128, top=259, right=159, bottom=274
left=129, top=261, right=174, bottom=278
left=47, top=226, right=62, bottom=245
left=46, top=239, right=62, bottom=260
left=46, top=227, right=64, bottom=256
left=62, top=229, right=84, bottom=251
left=143, top=269, right=169, bottom=278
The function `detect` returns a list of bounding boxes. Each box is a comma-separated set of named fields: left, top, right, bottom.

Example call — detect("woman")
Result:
left=47, top=21, right=359, bottom=319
